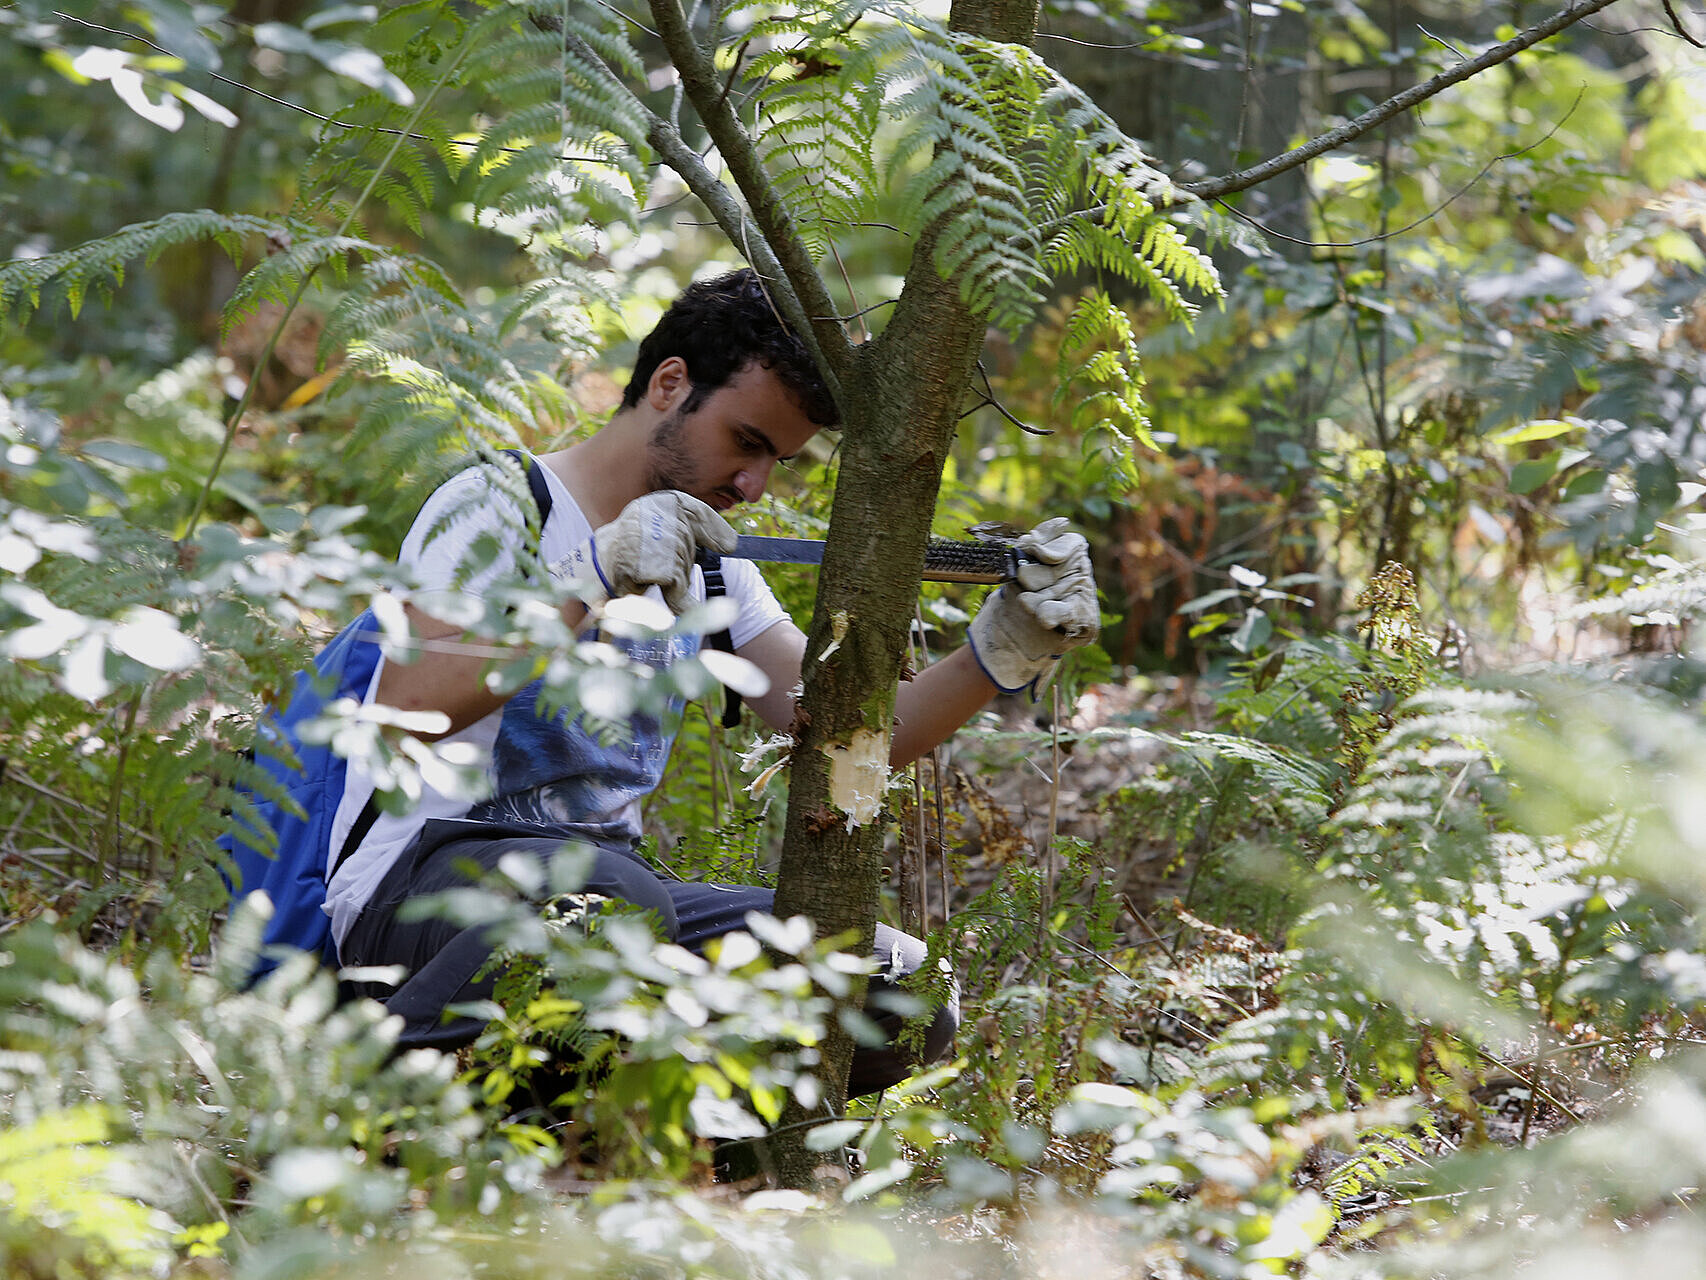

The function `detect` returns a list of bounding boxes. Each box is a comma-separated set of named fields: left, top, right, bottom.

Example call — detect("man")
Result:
left=321, top=269, right=1099, bottom=1096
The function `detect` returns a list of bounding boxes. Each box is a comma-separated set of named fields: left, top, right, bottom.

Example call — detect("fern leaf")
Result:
left=0, top=212, right=288, bottom=322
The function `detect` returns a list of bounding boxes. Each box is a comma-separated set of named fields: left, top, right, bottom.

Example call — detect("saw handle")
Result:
left=919, top=538, right=1023, bottom=584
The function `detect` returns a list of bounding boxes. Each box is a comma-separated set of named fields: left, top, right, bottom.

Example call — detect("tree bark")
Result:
left=763, top=0, right=1042, bottom=1193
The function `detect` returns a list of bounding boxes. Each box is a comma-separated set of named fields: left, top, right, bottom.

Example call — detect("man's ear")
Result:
left=646, top=355, right=692, bottom=411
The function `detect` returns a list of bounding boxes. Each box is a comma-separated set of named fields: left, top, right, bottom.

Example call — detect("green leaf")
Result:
left=1231, top=609, right=1272, bottom=654
left=250, top=21, right=315, bottom=54
left=81, top=439, right=168, bottom=471
left=1178, top=587, right=1243, bottom=614
left=252, top=22, right=414, bottom=103
left=1253, top=648, right=1287, bottom=692
left=304, top=5, right=378, bottom=31
left=110, top=607, right=201, bottom=672
left=805, top=1120, right=866, bottom=1151
left=1510, top=453, right=1561, bottom=495
left=1493, top=418, right=1577, bottom=445
left=1563, top=469, right=1606, bottom=499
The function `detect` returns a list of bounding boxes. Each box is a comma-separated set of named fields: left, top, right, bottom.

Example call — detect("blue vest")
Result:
left=220, top=608, right=384, bottom=970
left=218, top=455, right=739, bottom=973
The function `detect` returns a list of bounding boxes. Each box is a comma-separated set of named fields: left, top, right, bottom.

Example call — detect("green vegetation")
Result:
left=7, top=0, right=1706, bottom=1273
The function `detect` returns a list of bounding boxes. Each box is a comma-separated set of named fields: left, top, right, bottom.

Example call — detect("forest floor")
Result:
left=927, top=675, right=1201, bottom=930
left=927, top=671, right=1625, bottom=1170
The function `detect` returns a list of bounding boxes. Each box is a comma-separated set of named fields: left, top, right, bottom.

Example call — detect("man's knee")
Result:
left=573, top=843, right=680, bottom=940
left=868, top=982, right=958, bottom=1062
left=848, top=925, right=960, bottom=1096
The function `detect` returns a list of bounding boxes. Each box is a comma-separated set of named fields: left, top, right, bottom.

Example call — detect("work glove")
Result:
left=549, top=490, right=737, bottom=614
left=967, top=517, right=1099, bottom=695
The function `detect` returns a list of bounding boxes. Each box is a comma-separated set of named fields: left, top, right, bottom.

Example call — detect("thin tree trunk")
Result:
left=764, top=0, right=1042, bottom=1194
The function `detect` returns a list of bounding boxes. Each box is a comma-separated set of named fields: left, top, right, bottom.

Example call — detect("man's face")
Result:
left=644, top=361, right=821, bottom=511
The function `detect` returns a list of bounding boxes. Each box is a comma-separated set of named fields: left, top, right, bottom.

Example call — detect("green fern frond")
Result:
left=414, top=9, right=650, bottom=238
left=752, top=11, right=1224, bottom=336
left=1138, top=219, right=1220, bottom=303
left=459, top=24, right=561, bottom=91
left=1056, top=289, right=1157, bottom=464
left=560, top=9, right=647, bottom=84
left=755, top=72, right=883, bottom=262
left=1574, top=555, right=1706, bottom=625
left=222, top=234, right=455, bottom=339
left=0, top=212, right=288, bottom=321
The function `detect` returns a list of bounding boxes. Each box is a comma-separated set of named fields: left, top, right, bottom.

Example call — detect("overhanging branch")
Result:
left=559, top=26, right=845, bottom=404
left=646, top=0, right=853, bottom=382
left=1181, top=0, right=1628, bottom=201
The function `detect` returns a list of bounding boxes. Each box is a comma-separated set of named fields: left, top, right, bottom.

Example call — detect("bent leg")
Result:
left=340, top=834, right=676, bottom=1052
left=667, top=882, right=959, bottom=1097
left=848, top=922, right=958, bottom=1099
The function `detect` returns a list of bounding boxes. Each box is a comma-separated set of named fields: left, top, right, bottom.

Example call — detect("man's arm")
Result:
left=736, top=620, right=996, bottom=768
left=374, top=598, right=590, bottom=740
left=734, top=517, right=1099, bottom=766
left=376, top=488, right=734, bottom=740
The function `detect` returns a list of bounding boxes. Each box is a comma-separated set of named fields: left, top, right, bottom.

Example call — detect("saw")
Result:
left=718, top=534, right=1024, bottom=584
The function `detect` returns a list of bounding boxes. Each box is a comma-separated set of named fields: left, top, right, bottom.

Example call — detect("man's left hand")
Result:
left=967, top=517, right=1099, bottom=695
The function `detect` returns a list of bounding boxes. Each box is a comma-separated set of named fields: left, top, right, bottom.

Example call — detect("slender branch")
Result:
left=645, top=0, right=853, bottom=380
left=963, top=361, right=1051, bottom=434
left=1039, top=681, right=1062, bottom=953
left=101, top=691, right=144, bottom=883
left=1180, top=0, right=1628, bottom=201
left=1213, top=86, right=1582, bottom=250
left=1418, top=24, right=1471, bottom=60
left=1662, top=0, right=1706, bottom=46
left=591, top=0, right=659, bottom=39
left=713, top=37, right=752, bottom=116
left=1476, top=1046, right=1583, bottom=1125
left=821, top=296, right=899, bottom=325
left=905, top=617, right=928, bottom=935
left=1035, top=30, right=1224, bottom=69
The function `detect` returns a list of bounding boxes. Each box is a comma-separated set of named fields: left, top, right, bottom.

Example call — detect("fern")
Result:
left=878, top=26, right=1047, bottom=327
left=1057, top=288, right=1156, bottom=463
left=751, top=33, right=883, bottom=263
left=0, top=211, right=291, bottom=321
left=463, top=5, right=655, bottom=257
left=1203, top=679, right=1657, bottom=1095
left=1573, top=553, right=1706, bottom=626
left=725, top=2, right=1220, bottom=340
left=4, top=0, right=619, bottom=558
left=904, top=840, right=1169, bottom=1174
left=262, top=5, right=628, bottom=507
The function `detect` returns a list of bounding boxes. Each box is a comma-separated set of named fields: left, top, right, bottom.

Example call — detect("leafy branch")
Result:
left=646, top=0, right=854, bottom=380
left=1181, top=0, right=1628, bottom=201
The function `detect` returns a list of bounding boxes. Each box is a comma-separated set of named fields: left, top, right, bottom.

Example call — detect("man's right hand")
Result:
left=550, top=490, right=738, bottom=614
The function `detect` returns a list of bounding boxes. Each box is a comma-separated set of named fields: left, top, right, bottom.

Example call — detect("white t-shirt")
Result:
left=322, top=460, right=789, bottom=947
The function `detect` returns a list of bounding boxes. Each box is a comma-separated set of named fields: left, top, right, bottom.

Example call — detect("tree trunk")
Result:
left=764, top=0, right=1042, bottom=1192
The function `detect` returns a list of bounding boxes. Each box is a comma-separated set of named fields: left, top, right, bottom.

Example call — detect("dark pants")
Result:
left=338, top=825, right=957, bottom=1098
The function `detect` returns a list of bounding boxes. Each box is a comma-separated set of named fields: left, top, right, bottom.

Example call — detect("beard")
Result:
left=643, top=404, right=695, bottom=494
left=643, top=406, right=742, bottom=508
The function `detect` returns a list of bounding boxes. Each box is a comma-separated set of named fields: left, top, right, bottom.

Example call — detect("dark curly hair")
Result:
left=621, top=268, right=838, bottom=426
